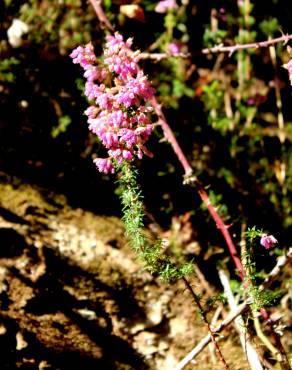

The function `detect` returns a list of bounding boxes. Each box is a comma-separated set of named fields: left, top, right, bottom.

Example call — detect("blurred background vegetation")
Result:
left=0, top=0, right=291, bottom=270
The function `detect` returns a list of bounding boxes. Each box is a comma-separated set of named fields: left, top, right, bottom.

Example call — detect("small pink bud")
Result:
left=155, top=0, right=178, bottom=13
left=122, top=150, right=133, bottom=160
left=260, top=234, right=278, bottom=249
left=168, top=42, right=182, bottom=55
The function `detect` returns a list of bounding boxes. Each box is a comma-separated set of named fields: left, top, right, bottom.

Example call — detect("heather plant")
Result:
left=71, top=20, right=291, bottom=368
left=70, top=32, right=193, bottom=282
left=243, top=227, right=281, bottom=311
left=1, top=0, right=292, bottom=368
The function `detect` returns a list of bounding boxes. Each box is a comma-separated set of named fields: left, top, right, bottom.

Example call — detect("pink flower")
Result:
left=155, top=0, right=178, bottom=13
left=70, top=33, right=155, bottom=174
left=70, top=43, right=96, bottom=69
left=260, top=234, right=278, bottom=249
left=284, top=59, right=292, bottom=86
left=93, top=158, right=114, bottom=174
left=167, top=42, right=182, bottom=55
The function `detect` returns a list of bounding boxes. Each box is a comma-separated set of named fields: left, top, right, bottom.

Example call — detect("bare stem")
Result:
left=175, top=248, right=292, bottom=370
left=152, top=97, right=245, bottom=279
left=202, top=33, right=292, bottom=55
left=219, top=269, right=264, bottom=370
left=182, top=277, right=230, bottom=370
left=88, top=0, right=114, bottom=31
left=151, top=98, right=193, bottom=176
left=259, top=308, right=291, bottom=370
left=139, top=33, right=292, bottom=60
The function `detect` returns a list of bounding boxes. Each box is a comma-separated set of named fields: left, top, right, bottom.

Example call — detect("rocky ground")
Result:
left=0, top=174, right=289, bottom=370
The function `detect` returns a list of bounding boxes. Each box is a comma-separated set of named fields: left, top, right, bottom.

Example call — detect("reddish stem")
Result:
left=197, top=187, right=245, bottom=279
left=88, top=0, right=114, bottom=31
left=183, top=277, right=230, bottom=369
left=152, top=98, right=193, bottom=176
left=152, top=97, right=245, bottom=278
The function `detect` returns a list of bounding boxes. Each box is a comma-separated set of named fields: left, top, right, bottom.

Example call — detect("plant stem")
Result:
left=219, top=269, right=264, bottom=370
left=174, top=248, right=292, bottom=370
left=260, top=308, right=291, bottom=370
left=152, top=97, right=245, bottom=279
left=138, top=33, right=292, bottom=59
left=182, top=277, right=230, bottom=370
left=88, top=0, right=114, bottom=31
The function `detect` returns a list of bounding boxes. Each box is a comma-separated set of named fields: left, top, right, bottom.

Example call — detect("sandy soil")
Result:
left=0, top=176, right=285, bottom=370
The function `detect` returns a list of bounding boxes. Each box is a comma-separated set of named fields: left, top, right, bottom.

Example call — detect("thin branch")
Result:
left=151, top=98, right=193, bottom=176
left=152, top=97, right=245, bottom=278
left=253, top=315, right=281, bottom=360
left=197, top=186, right=245, bottom=279
left=138, top=51, right=191, bottom=60
left=263, top=247, right=292, bottom=288
left=218, top=269, right=264, bottom=370
left=182, top=277, right=230, bottom=369
left=174, top=248, right=292, bottom=370
left=208, top=304, right=224, bottom=364
left=269, top=42, right=286, bottom=144
left=202, top=33, right=292, bottom=56
left=174, top=302, right=248, bottom=370
left=139, top=33, right=292, bottom=60
left=88, top=0, right=114, bottom=31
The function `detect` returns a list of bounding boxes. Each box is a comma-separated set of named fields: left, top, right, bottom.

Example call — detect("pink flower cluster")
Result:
left=70, top=33, right=155, bottom=174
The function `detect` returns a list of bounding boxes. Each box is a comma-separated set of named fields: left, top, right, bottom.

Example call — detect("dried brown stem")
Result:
left=202, top=33, right=292, bottom=55
left=219, top=269, right=264, bottom=370
left=174, top=248, right=292, bottom=370
left=174, top=302, right=248, bottom=370
left=263, top=247, right=292, bottom=288
left=259, top=307, right=291, bottom=370
left=138, top=52, right=191, bottom=60
left=182, top=277, right=230, bottom=369
left=139, top=33, right=292, bottom=60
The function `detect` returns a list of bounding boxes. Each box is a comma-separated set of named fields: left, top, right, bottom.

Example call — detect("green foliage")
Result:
left=150, top=0, right=195, bottom=108
left=203, top=28, right=228, bottom=48
left=51, top=115, right=72, bottom=138
left=203, top=293, right=226, bottom=313
left=117, top=162, right=192, bottom=282
left=197, top=1, right=291, bottom=238
left=19, top=0, right=95, bottom=54
left=243, top=226, right=283, bottom=310
left=245, top=226, right=264, bottom=242
left=248, top=285, right=282, bottom=310
left=259, top=18, right=280, bottom=37
left=0, top=57, right=20, bottom=82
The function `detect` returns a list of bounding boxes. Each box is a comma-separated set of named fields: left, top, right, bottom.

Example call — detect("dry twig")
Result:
left=218, top=269, right=264, bottom=370
left=174, top=248, right=292, bottom=370
left=139, top=33, right=292, bottom=60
